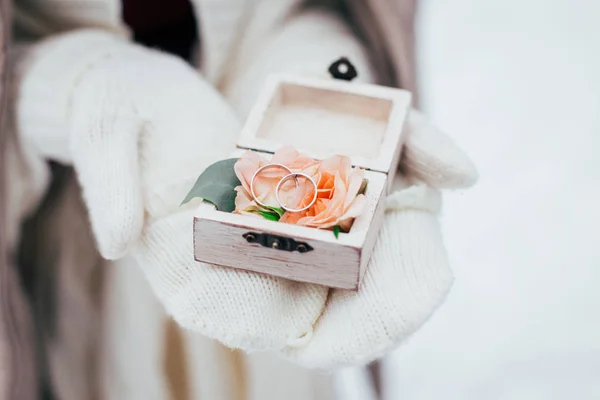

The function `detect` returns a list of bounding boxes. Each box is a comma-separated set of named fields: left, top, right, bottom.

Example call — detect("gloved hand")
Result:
left=221, top=10, right=477, bottom=367
left=14, top=22, right=476, bottom=369
left=13, top=29, right=329, bottom=350
left=281, top=109, right=476, bottom=367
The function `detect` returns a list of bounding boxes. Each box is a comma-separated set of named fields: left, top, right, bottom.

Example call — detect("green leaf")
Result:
left=333, top=225, right=341, bottom=239
left=262, top=206, right=286, bottom=218
left=181, top=158, right=241, bottom=212
left=358, top=178, right=369, bottom=195
left=253, top=210, right=280, bottom=221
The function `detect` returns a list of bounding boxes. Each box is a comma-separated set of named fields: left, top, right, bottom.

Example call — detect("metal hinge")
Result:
left=242, top=232, right=313, bottom=253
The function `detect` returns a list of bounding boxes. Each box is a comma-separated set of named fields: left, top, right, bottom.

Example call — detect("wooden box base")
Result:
left=193, top=74, right=410, bottom=289
left=194, top=170, right=386, bottom=290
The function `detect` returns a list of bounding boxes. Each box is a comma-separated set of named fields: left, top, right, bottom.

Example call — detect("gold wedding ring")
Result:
left=275, top=173, right=318, bottom=213
left=250, top=163, right=294, bottom=208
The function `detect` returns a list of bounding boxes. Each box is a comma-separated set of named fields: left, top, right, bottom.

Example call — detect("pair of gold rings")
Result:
left=250, top=164, right=318, bottom=213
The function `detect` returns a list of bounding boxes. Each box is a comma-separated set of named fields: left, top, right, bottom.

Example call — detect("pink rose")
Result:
left=233, top=146, right=319, bottom=213
left=234, top=147, right=366, bottom=232
left=279, top=155, right=366, bottom=231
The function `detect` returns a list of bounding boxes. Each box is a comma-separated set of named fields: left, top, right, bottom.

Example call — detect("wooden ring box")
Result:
left=194, top=75, right=411, bottom=290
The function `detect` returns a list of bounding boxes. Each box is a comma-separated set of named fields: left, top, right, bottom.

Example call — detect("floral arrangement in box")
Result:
left=182, top=146, right=367, bottom=237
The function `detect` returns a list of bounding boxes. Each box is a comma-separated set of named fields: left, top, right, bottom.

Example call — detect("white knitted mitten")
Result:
left=221, top=10, right=477, bottom=367
left=282, top=110, right=477, bottom=367
left=14, top=29, right=328, bottom=350
left=14, top=22, right=477, bottom=366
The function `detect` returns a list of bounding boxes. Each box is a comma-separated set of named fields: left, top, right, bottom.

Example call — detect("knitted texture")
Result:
left=220, top=10, right=477, bottom=366
left=11, top=17, right=477, bottom=366
left=13, top=30, right=328, bottom=351
left=12, top=30, right=128, bottom=164
left=278, top=110, right=475, bottom=368
left=403, top=110, right=478, bottom=188
left=283, top=184, right=452, bottom=367
left=272, top=111, right=472, bottom=367
left=135, top=211, right=328, bottom=350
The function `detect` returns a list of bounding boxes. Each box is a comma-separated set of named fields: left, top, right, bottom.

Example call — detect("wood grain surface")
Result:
left=194, top=75, right=410, bottom=289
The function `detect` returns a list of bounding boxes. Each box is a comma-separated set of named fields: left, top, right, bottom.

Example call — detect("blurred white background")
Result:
left=375, top=0, right=600, bottom=399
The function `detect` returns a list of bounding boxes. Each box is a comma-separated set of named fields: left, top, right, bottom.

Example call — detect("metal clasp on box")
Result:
left=243, top=232, right=313, bottom=253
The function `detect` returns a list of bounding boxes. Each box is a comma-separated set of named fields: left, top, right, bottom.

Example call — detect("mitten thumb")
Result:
left=402, top=109, right=478, bottom=189
left=70, top=74, right=144, bottom=260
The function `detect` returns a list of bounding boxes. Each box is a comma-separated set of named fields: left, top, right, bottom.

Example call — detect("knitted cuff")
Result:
left=11, top=29, right=130, bottom=163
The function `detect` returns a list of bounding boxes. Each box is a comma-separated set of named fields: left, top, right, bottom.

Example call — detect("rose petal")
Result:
left=233, top=186, right=264, bottom=218
left=334, top=194, right=367, bottom=229
left=340, top=194, right=367, bottom=220
left=309, top=172, right=347, bottom=225
left=320, top=155, right=351, bottom=178
left=234, top=151, right=265, bottom=193
left=234, top=186, right=252, bottom=210
left=235, top=149, right=367, bottom=231
left=344, top=168, right=365, bottom=208
left=252, top=176, right=282, bottom=207
left=272, top=146, right=319, bottom=171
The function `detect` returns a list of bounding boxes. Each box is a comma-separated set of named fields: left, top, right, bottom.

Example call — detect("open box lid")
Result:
left=236, top=74, right=412, bottom=174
